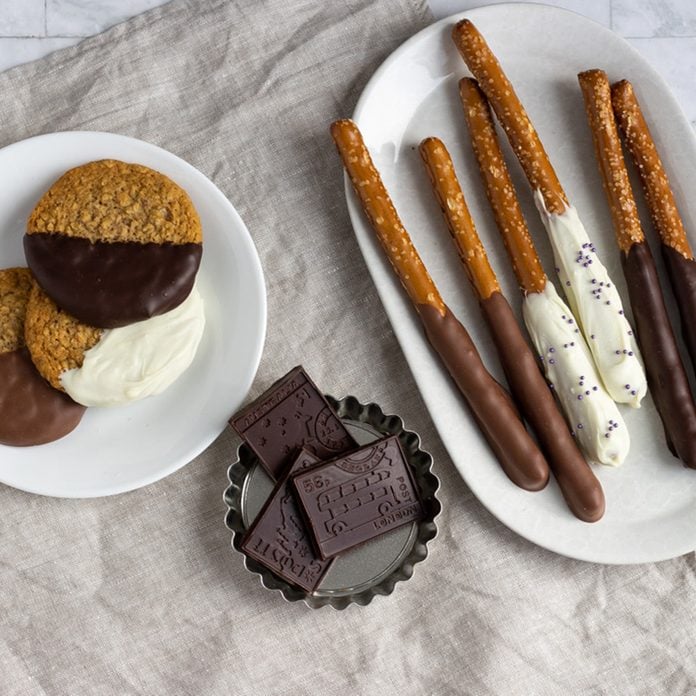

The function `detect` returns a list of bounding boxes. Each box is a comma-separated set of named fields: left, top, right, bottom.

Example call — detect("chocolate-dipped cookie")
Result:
left=24, top=282, right=205, bottom=408
left=0, top=268, right=85, bottom=446
left=24, top=159, right=203, bottom=328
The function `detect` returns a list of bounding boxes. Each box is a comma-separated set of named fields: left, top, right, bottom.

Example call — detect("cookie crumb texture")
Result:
left=24, top=284, right=102, bottom=391
left=27, top=160, right=202, bottom=245
left=0, top=267, right=33, bottom=354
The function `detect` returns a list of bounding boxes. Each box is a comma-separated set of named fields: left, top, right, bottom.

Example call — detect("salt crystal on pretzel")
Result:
left=452, top=19, right=647, bottom=408
left=460, top=76, right=628, bottom=470
left=580, top=69, right=696, bottom=467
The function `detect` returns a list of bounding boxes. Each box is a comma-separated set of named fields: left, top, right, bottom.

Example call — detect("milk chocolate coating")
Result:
left=0, top=348, right=85, bottom=446
left=621, top=242, right=696, bottom=467
left=479, top=292, right=604, bottom=521
left=24, top=233, right=202, bottom=328
left=662, top=244, right=696, bottom=374
left=418, top=303, right=549, bottom=491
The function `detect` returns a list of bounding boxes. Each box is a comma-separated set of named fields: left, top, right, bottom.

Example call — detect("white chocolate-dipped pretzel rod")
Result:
left=460, top=77, right=629, bottom=470
left=452, top=20, right=647, bottom=408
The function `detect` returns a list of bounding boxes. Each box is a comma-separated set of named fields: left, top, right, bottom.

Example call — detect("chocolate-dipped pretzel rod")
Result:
left=611, top=79, right=696, bottom=373
left=330, top=118, right=549, bottom=491
left=579, top=69, right=696, bottom=467
left=419, top=135, right=604, bottom=521
left=452, top=20, right=647, bottom=407
left=460, top=76, right=629, bottom=472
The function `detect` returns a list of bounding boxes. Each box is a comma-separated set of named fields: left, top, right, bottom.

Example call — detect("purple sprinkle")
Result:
left=593, top=386, right=598, bottom=391
left=631, top=390, right=636, bottom=396
left=605, top=433, right=611, bottom=438
left=607, top=283, right=611, bottom=288
left=606, top=301, right=611, bottom=305
left=628, top=330, right=633, bottom=336
left=549, top=358, right=556, bottom=365
left=575, top=329, right=579, bottom=334
left=591, top=334, right=595, bottom=340
left=623, top=349, right=628, bottom=354
left=614, top=423, right=619, bottom=429
left=619, top=309, right=624, bottom=315
left=549, top=347, right=555, bottom=353
left=625, top=384, right=630, bottom=389
left=561, top=315, right=566, bottom=319
left=577, top=424, right=584, bottom=430
left=577, top=395, right=583, bottom=400
left=571, top=342, right=575, bottom=347
left=566, top=281, right=571, bottom=287
left=585, top=390, right=590, bottom=395
left=615, top=350, right=621, bottom=355
left=579, top=381, right=585, bottom=387
left=628, top=351, right=634, bottom=356
left=591, top=279, right=597, bottom=284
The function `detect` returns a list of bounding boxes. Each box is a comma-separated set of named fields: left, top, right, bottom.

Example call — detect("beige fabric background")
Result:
left=0, top=1, right=694, bottom=694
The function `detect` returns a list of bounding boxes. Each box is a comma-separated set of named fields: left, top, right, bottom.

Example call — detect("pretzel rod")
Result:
left=459, top=78, right=630, bottom=468
left=451, top=19, right=568, bottom=214
left=330, top=119, right=549, bottom=491
left=611, top=79, right=693, bottom=258
left=419, top=136, right=604, bottom=521
left=578, top=71, right=644, bottom=252
left=579, top=69, right=696, bottom=468
left=611, top=80, right=696, bottom=376
left=458, top=78, right=546, bottom=294
left=418, top=137, right=499, bottom=300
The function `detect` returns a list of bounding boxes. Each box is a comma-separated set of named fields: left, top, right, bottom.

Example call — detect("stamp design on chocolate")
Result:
left=292, top=435, right=424, bottom=559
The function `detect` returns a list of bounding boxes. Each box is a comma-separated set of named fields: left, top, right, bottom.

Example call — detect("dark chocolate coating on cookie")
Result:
left=662, top=244, right=696, bottom=375
left=0, top=348, right=85, bottom=446
left=621, top=242, right=696, bottom=467
left=478, top=291, right=604, bottom=522
left=418, top=303, right=549, bottom=491
left=24, top=233, right=202, bottom=328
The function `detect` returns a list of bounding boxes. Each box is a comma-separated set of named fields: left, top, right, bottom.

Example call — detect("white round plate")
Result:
left=346, top=4, right=696, bottom=564
left=0, top=132, right=266, bottom=497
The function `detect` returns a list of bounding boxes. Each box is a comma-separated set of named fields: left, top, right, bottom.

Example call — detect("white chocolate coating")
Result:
left=61, top=287, right=205, bottom=407
left=534, top=190, right=647, bottom=407
left=523, top=282, right=629, bottom=466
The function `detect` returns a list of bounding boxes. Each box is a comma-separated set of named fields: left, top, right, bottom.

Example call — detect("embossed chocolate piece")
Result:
left=229, top=366, right=356, bottom=480
left=292, top=435, right=423, bottom=560
left=241, top=450, right=333, bottom=592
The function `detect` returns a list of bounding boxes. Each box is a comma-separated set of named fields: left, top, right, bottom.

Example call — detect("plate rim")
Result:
left=0, top=130, right=267, bottom=498
left=345, top=3, right=696, bottom=565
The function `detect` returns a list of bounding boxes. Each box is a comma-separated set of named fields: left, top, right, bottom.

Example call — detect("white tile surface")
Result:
left=612, top=0, right=696, bottom=37
left=0, top=37, right=79, bottom=72
left=0, top=0, right=45, bottom=36
left=429, top=0, right=611, bottom=25
left=46, top=0, right=170, bottom=37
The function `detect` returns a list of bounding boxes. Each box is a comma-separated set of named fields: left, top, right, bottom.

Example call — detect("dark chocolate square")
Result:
left=230, top=366, right=356, bottom=480
left=241, top=449, right=333, bottom=592
left=291, top=435, right=424, bottom=560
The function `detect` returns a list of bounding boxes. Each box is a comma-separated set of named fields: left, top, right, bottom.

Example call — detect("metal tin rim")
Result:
left=223, top=395, right=441, bottom=610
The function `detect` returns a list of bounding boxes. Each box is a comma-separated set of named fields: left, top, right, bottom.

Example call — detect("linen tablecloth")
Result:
left=1, top=1, right=694, bottom=693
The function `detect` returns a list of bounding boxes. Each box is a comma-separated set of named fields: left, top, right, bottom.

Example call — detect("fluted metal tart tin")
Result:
left=224, top=395, right=440, bottom=610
